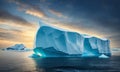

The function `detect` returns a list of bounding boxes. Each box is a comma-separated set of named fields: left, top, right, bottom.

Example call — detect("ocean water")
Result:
left=0, top=50, right=120, bottom=72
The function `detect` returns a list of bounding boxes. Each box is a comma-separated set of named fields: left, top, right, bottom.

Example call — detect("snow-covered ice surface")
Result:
left=34, top=22, right=111, bottom=57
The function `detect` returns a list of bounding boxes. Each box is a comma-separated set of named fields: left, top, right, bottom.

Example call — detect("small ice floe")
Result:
left=99, top=54, right=109, bottom=58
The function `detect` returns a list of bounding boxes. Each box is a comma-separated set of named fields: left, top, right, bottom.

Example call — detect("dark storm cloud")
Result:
left=40, top=0, right=120, bottom=42
left=52, top=0, right=120, bottom=31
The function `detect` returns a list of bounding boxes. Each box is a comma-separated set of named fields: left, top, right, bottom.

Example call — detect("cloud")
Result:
left=9, top=0, right=69, bottom=22
left=0, top=27, right=36, bottom=48
left=0, top=9, right=37, bottom=48
left=0, top=10, right=35, bottom=27
left=49, top=10, right=67, bottom=18
left=25, top=8, right=46, bottom=19
left=9, top=0, right=52, bottom=22
left=0, top=29, right=21, bottom=41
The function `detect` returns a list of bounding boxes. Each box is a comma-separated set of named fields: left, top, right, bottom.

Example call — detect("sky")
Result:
left=0, top=0, right=120, bottom=48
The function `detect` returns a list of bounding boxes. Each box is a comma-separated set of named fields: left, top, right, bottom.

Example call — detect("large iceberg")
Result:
left=34, top=22, right=111, bottom=57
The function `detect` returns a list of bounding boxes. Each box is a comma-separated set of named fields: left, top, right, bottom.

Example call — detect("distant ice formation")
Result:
left=6, top=44, right=30, bottom=51
left=34, top=21, right=111, bottom=57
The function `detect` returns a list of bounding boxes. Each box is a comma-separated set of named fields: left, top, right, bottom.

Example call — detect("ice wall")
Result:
left=34, top=22, right=111, bottom=57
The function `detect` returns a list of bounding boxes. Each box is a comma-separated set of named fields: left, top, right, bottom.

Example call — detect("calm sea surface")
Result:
left=0, top=50, right=120, bottom=72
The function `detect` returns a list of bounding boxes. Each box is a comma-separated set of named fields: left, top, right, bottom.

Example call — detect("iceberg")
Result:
left=34, top=21, right=111, bottom=57
left=6, top=44, right=26, bottom=51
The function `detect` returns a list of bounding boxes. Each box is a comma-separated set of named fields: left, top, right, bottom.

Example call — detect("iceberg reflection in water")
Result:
left=0, top=51, right=120, bottom=72
left=33, top=57, right=120, bottom=72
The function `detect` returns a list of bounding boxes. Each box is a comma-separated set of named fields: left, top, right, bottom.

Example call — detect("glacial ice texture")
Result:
left=34, top=23, right=111, bottom=57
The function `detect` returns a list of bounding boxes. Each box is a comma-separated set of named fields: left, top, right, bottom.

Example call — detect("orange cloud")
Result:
left=10, top=0, right=47, bottom=19
left=0, top=27, right=37, bottom=48
left=26, top=8, right=46, bottom=18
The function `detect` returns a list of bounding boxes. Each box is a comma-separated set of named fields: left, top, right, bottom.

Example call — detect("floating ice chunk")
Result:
left=99, top=54, right=109, bottom=58
left=6, top=44, right=26, bottom=50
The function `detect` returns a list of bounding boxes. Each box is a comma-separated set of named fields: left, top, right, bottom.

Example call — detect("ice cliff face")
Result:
left=34, top=22, right=111, bottom=57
